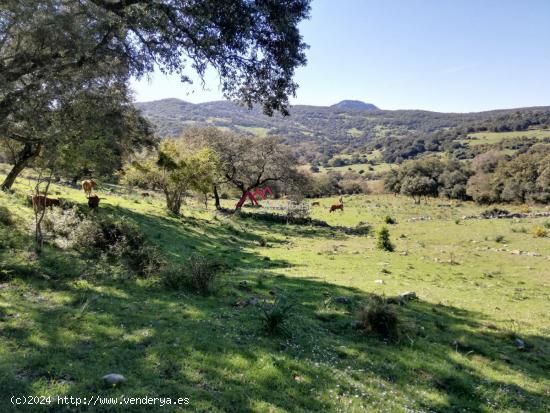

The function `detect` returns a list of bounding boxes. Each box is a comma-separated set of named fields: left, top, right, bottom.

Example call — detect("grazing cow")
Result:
left=31, top=195, right=60, bottom=212
left=81, top=179, right=97, bottom=197
left=311, top=201, right=321, bottom=207
left=88, top=194, right=100, bottom=209
left=329, top=197, right=344, bottom=213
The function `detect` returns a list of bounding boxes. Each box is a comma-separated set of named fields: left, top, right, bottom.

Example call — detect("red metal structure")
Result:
left=236, top=185, right=273, bottom=209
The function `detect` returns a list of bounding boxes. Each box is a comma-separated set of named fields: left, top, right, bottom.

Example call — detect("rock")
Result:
left=333, top=296, right=351, bottom=304
left=386, top=296, right=402, bottom=305
left=451, top=340, right=473, bottom=352
left=399, top=291, right=417, bottom=301
left=238, top=280, right=251, bottom=291
left=102, top=373, right=126, bottom=386
left=233, top=299, right=248, bottom=308
left=515, top=338, right=525, bottom=351
left=247, top=296, right=259, bottom=306
left=351, top=320, right=363, bottom=330
left=499, top=354, right=512, bottom=363
left=375, top=279, right=384, bottom=285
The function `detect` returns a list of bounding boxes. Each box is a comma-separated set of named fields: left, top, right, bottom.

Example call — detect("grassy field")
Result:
left=459, top=129, right=550, bottom=146
left=0, top=176, right=549, bottom=412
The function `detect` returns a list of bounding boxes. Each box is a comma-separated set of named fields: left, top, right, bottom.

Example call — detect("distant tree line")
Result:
left=384, top=158, right=472, bottom=204
left=466, top=145, right=550, bottom=204
left=374, top=110, right=550, bottom=164
left=304, top=170, right=370, bottom=197
left=137, top=96, right=550, bottom=168
left=384, top=144, right=550, bottom=204
left=122, top=127, right=309, bottom=213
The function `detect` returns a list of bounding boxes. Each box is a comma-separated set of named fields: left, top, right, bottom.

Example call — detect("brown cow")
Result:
left=81, top=179, right=97, bottom=197
left=88, top=194, right=100, bottom=209
left=329, top=197, right=344, bottom=213
left=31, top=195, right=60, bottom=212
left=311, top=201, right=320, bottom=207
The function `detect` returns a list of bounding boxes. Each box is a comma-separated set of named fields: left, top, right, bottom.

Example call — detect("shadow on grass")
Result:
left=0, top=270, right=548, bottom=412
left=0, top=203, right=548, bottom=412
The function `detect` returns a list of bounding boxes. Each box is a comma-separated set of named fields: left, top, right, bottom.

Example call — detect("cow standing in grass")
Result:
left=31, top=195, right=60, bottom=212
left=329, top=197, right=344, bottom=213
left=81, top=179, right=96, bottom=197
left=88, top=195, right=100, bottom=210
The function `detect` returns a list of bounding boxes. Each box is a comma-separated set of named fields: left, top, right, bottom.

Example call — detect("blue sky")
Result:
left=131, top=0, right=550, bottom=112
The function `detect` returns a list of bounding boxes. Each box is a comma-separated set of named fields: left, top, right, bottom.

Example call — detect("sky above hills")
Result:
left=130, top=0, right=550, bottom=113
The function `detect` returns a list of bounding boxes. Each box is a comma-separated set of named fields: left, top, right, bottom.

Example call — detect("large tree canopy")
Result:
left=178, top=127, right=304, bottom=209
left=122, top=139, right=219, bottom=215
left=1, top=0, right=310, bottom=117
left=0, top=0, right=311, bottom=189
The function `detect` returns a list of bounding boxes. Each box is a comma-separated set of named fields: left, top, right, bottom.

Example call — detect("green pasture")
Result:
left=0, top=176, right=549, bottom=412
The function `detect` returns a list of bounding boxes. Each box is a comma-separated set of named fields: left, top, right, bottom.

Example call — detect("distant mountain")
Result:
left=331, top=100, right=379, bottom=110
left=135, top=98, right=550, bottom=164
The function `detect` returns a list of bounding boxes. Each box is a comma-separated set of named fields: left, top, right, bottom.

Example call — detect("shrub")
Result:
left=85, top=216, right=162, bottom=276
left=42, top=206, right=87, bottom=249
left=0, top=205, right=14, bottom=226
left=352, top=222, right=371, bottom=235
left=383, top=215, right=396, bottom=224
left=494, top=235, right=506, bottom=243
left=286, top=201, right=310, bottom=221
left=258, top=296, right=294, bottom=334
left=42, top=211, right=162, bottom=277
left=161, top=267, right=189, bottom=291
left=543, top=221, right=550, bottom=229
left=376, top=226, right=394, bottom=252
left=532, top=226, right=548, bottom=238
left=480, top=208, right=509, bottom=219
left=162, top=254, right=219, bottom=294
left=357, top=296, right=399, bottom=341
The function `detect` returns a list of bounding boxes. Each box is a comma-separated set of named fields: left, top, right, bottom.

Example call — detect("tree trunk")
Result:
left=165, top=190, right=183, bottom=215
left=1, top=142, right=42, bottom=191
left=213, top=185, right=221, bottom=210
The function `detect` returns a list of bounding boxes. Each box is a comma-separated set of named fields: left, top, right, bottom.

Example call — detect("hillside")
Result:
left=330, top=100, right=379, bottom=110
left=135, top=99, right=550, bottom=164
left=1, top=176, right=549, bottom=412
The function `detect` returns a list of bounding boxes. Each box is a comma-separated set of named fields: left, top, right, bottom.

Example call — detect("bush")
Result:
left=286, top=200, right=310, bottom=221
left=0, top=205, right=14, bottom=226
left=480, top=208, right=509, bottom=219
left=83, top=216, right=162, bottom=276
left=543, top=221, right=550, bottom=229
left=383, top=215, right=396, bottom=225
left=42, top=210, right=162, bottom=277
left=494, top=235, right=506, bottom=243
left=258, top=296, right=294, bottom=334
left=532, top=226, right=548, bottom=238
left=376, top=226, right=394, bottom=252
left=352, top=222, right=371, bottom=235
left=161, top=267, right=189, bottom=291
left=42, top=206, right=88, bottom=249
left=162, top=254, right=219, bottom=294
left=357, top=296, right=399, bottom=341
